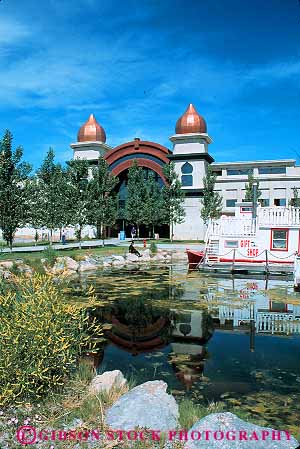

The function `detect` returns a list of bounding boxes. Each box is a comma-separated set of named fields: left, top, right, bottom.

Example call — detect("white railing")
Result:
left=208, top=218, right=256, bottom=237
left=257, top=312, right=300, bottom=334
left=258, top=207, right=300, bottom=226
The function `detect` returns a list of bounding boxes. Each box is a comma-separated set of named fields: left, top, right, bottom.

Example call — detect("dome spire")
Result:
left=175, top=104, right=207, bottom=134
left=77, top=113, right=106, bottom=143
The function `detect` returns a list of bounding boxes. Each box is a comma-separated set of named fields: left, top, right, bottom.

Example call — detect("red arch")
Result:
left=104, top=139, right=170, bottom=183
left=111, top=158, right=166, bottom=183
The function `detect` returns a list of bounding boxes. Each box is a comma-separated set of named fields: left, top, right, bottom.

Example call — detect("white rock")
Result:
left=16, top=263, right=33, bottom=274
left=89, top=370, right=127, bottom=394
left=105, top=380, right=179, bottom=431
left=0, top=261, right=14, bottom=269
left=0, top=269, right=12, bottom=279
left=78, top=260, right=98, bottom=272
left=141, top=249, right=151, bottom=257
left=112, top=255, right=125, bottom=262
left=152, top=253, right=165, bottom=261
left=56, top=256, right=79, bottom=271
left=126, top=253, right=140, bottom=262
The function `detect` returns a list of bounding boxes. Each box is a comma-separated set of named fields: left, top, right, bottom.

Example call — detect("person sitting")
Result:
left=129, top=240, right=141, bottom=257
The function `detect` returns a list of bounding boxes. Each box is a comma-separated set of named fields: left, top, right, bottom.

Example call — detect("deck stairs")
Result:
left=206, top=239, right=219, bottom=263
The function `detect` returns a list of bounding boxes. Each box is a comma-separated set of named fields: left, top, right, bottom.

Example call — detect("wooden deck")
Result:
left=198, top=261, right=293, bottom=276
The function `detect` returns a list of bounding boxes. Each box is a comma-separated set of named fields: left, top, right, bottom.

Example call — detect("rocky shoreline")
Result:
left=0, top=248, right=188, bottom=279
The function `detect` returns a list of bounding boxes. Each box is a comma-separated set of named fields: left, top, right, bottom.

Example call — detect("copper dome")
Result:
left=175, top=104, right=207, bottom=134
left=77, top=114, right=106, bottom=143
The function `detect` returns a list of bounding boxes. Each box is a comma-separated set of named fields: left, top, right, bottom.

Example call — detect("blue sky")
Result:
left=0, top=0, right=300, bottom=168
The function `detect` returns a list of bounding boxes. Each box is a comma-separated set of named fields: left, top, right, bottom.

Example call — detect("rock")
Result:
left=103, top=261, right=112, bottom=268
left=16, top=263, right=33, bottom=275
left=0, top=261, right=14, bottom=269
left=170, top=251, right=187, bottom=260
left=105, top=380, right=179, bottom=431
left=111, top=255, right=126, bottom=266
left=0, top=268, right=11, bottom=279
left=185, top=412, right=298, bottom=449
left=141, top=249, right=151, bottom=257
left=89, top=370, right=127, bottom=394
left=112, top=255, right=125, bottom=262
left=51, top=261, right=66, bottom=275
left=56, top=256, right=79, bottom=271
left=140, top=249, right=151, bottom=262
left=78, top=260, right=98, bottom=272
left=126, top=253, right=140, bottom=263
left=83, top=255, right=101, bottom=265
left=152, top=253, right=165, bottom=261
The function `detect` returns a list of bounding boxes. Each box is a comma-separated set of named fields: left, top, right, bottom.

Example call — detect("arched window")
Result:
left=181, top=162, right=193, bottom=186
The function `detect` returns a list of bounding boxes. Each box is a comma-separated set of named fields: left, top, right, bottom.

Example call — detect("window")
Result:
left=212, top=169, right=222, bottom=176
left=226, top=199, right=237, bottom=207
left=227, top=168, right=253, bottom=176
left=274, top=198, right=286, bottom=206
left=181, top=162, right=193, bottom=187
left=240, top=206, right=252, bottom=213
left=258, top=199, right=270, bottom=207
left=271, top=229, right=289, bottom=251
left=258, top=167, right=286, bottom=174
left=225, top=240, right=239, bottom=248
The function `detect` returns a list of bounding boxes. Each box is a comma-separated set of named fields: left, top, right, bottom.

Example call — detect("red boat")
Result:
left=186, top=249, right=204, bottom=268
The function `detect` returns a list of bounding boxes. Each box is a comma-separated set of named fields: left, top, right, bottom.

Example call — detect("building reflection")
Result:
left=84, top=272, right=300, bottom=387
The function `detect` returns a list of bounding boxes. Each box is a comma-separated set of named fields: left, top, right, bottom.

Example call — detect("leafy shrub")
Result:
left=0, top=275, right=103, bottom=406
left=150, top=241, right=158, bottom=254
left=42, top=245, right=58, bottom=266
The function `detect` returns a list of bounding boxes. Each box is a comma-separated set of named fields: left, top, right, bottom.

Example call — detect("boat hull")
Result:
left=186, top=249, right=204, bottom=268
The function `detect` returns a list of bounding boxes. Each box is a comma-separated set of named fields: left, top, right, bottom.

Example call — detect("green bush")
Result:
left=0, top=275, right=103, bottom=406
left=42, top=245, right=58, bottom=266
left=150, top=241, right=158, bottom=254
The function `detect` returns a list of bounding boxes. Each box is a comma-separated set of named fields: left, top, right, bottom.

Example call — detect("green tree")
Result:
left=87, top=158, right=118, bottom=245
left=289, top=186, right=300, bottom=207
left=144, top=174, right=165, bottom=238
left=66, top=158, right=90, bottom=248
left=125, top=161, right=148, bottom=239
left=200, top=165, right=223, bottom=225
left=245, top=173, right=262, bottom=202
left=0, top=130, right=32, bottom=249
left=35, top=148, right=69, bottom=244
left=162, top=162, right=185, bottom=241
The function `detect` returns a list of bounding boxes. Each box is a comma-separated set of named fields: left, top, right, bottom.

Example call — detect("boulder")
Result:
left=111, top=255, right=126, bottom=266
left=140, top=249, right=151, bottom=261
left=105, top=380, right=179, bottom=431
left=16, top=263, right=33, bottom=275
left=89, top=370, right=127, bottom=394
left=126, top=253, right=140, bottom=263
left=185, top=412, right=298, bottom=449
left=56, top=256, right=79, bottom=271
left=152, top=253, right=165, bottom=261
left=0, top=269, right=11, bottom=279
left=51, top=261, right=66, bottom=275
left=112, top=255, right=125, bottom=262
left=0, top=261, right=14, bottom=269
left=170, top=251, right=187, bottom=260
left=78, top=260, right=98, bottom=272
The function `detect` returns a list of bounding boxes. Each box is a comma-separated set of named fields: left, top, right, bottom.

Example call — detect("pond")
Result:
left=69, top=263, right=300, bottom=434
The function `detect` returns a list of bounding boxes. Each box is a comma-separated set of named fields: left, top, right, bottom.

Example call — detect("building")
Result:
left=71, top=104, right=300, bottom=241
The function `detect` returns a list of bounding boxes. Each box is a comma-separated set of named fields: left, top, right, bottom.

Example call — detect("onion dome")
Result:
left=175, top=104, right=207, bottom=134
left=77, top=114, right=106, bottom=143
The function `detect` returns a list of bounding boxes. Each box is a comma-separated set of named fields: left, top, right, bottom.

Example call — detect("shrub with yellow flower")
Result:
left=0, top=275, right=103, bottom=406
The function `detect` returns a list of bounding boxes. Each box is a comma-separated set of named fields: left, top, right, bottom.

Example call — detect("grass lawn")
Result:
left=0, top=244, right=127, bottom=263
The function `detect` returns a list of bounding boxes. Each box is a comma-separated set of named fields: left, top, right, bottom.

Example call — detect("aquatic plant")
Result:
left=0, top=274, right=104, bottom=406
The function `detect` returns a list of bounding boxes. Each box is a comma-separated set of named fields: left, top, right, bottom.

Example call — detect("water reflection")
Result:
left=69, top=264, right=300, bottom=432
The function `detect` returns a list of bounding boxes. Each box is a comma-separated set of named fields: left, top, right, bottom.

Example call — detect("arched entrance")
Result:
left=104, top=138, right=171, bottom=238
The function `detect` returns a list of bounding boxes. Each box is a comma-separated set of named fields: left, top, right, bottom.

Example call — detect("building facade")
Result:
left=71, top=105, right=300, bottom=241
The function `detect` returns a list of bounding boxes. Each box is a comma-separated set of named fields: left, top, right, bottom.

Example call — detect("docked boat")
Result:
left=198, top=202, right=300, bottom=277
left=186, top=249, right=204, bottom=268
